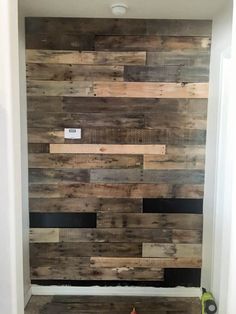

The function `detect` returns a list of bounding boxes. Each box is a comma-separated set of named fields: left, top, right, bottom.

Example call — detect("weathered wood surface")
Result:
left=49, top=144, right=166, bottom=155
left=27, top=80, right=209, bottom=98
left=90, top=257, right=202, bottom=268
left=26, top=63, right=124, bottom=81
left=26, top=49, right=147, bottom=65
left=142, top=243, right=202, bottom=258
left=30, top=228, right=59, bottom=243
left=29, top=183, right=204, bottom=199
left=29, top=197, right=142, bottom=213
left=95, top=36, right=211, bottom=52
left=25, top=295, right=201, bottom=314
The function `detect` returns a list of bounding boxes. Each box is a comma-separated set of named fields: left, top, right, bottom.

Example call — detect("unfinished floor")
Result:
left=25, top=296, right=201, bottom=313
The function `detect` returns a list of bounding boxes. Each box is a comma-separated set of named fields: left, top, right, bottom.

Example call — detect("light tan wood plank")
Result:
left=90, top=257, right=202, bottom=268
left=26, top=49, right=146, bottom=65
left=49, top=144, right=166, bottom=155
left=30, top=228, right=59, bottom=243
left=142, top=243, right=202, bottom=258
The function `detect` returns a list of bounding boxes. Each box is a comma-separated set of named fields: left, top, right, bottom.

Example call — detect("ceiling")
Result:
left=20, top=0, right=229, bottom=19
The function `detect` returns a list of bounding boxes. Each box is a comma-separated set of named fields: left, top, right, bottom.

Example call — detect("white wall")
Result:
left=202, top=0, right=233, bottom=306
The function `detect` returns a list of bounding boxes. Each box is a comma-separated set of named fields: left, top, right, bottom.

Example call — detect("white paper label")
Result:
left=64, top=128, right=81, bottom=139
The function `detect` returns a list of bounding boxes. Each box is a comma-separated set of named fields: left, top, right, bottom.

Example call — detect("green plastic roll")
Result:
left=201, top=289, right=217, bottom=314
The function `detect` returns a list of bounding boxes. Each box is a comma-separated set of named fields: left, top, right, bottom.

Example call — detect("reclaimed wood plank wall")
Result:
left=26, top=17, right=211, bottom=286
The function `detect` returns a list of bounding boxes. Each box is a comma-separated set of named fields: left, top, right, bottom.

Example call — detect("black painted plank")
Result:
left=30, top=213, right=96, bottom=228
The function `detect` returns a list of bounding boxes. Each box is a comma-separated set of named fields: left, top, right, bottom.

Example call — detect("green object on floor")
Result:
left=201, top=288, right=217, bottom=314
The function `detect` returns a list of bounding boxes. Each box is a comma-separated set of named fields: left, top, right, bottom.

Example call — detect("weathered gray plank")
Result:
left=142, top=243, right=202, bottom=258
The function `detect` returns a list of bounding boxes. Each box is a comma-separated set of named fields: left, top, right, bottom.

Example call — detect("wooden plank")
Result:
left=172, top=229, right=202, bottom=244
left=29, top=198, right=142, bottom=213
left=90, top=257, right=202, bottom=268
left=28, top=154, right=143, bottom=169
left=26, top=64, right=124, bottom=81
left=27, top=97, right=207, bottom=114
left=97, top=213, right=203, bottom=230
left=95, top=36, right=211, bottom=52
left=27, top=80, right=208, bottom=98
left=30, top=242, right=142, bottom=258
left=59, top=228, right=173, bottom=243
left=29, top=168, right=90, bottom=184
left=91, top=169, right=205, bottom=184
left=26, top=50, right=146, bottom=65
left=142, top=243, right=202, bottom=258
left=29, top=183, right=204, bottom=199
left=27, top=112, right=145, bottom=128
left=49, top=144, right=166, bottom=155
left=28, top=143, right=49, bottom=153
left=30, top=228, right=59, bottom=243
left=93, top=82, right=209, bottom=98
left=124, top=65, right=209, bottom=83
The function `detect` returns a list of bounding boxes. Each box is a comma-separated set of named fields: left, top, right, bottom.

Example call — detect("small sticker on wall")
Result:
left=64, top=128, right=82, bottom=139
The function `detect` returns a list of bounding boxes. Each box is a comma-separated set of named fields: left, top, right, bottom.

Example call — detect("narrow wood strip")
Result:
left=26, top=64, right=124, bottom=81
left=29, top=198, right=142, bottom=213
left=97, top=213, right=203, bottom=230
left=28, top=154, right=143, bottom=169
left=142, top=243, right=202, bottom=258
left=30, top=228, right=59, bottom=243
left=28, top=143, right=49, bottom=153
left=29, top=183, right=204, bottom=198
left=49, top=144, right=166, bottom=155
left=26, top=50, right=146, bottom=65
left=95, top=36, right=211, bottom=52
left=90, top=257, right=202, bottom=268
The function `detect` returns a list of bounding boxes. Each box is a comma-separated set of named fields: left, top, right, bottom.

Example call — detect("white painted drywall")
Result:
left=202, top=0, right=233, bottom=307
left=0, top=0, right=25, bottom=313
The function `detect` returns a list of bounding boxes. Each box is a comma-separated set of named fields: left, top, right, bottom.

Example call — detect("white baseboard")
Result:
left=31, top=285, right=201, bottom=298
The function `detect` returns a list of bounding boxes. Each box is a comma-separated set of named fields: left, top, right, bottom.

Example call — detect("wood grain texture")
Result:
left=49, top=144, right=166, bottom=155
left=26, top=49, right=147, bottom=65
left=90, top=257, right=202, bottom=268
left=30, top=228, right=59, bottom=243
left=142, top=243, right=202, bottom=258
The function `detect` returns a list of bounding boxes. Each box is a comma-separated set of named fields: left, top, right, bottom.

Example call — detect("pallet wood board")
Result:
left=142, top=243, right=202, bottom=258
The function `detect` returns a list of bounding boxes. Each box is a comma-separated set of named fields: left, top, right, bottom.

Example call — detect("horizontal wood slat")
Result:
left=90, top=257, right=202, bottom=268
left=27, top=80, right=209, bottom=98
left=49, top=144, right=166, bottom=155
left=26, top=50, right=147, bottom=65
left=142, top=243, right=202, bottom=258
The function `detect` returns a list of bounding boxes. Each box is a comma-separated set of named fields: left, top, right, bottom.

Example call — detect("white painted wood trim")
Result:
left=31, top=285, right=201, bottom=298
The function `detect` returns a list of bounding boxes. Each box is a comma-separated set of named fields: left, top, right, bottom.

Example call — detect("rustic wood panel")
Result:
left=95, top=36, right=211, bottom=52
left=26, top=49, right=147, bottom=65
left=49, top=144, right=166, bottom=155
left=142, top=243, right=202, bottom=258
left=90, top=257, right=202, bottom=268
left=26, top=63, right=124, bottom=81
left=97, top=213, right=203, bottom=229
left=30, top=228, right=59, bottom=243
left=29, top=183, right=204, bottom=198
left=29, top=198, right=142, bottom=213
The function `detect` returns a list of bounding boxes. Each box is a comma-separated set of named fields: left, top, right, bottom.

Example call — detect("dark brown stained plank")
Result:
left=97, top=213, right=203, bottom=229
left=26, top=33, right=95, bottom=50
left=142, top=243, right=202, bottom=258
left=30, top=242, right=142, bottom=258
left=93, top=82, right=209, bottom=98
left=25, top=295, right=201, bottom=314
left=28, top=128, right=206, bottom=145
left=49, top=144, right=166, bottom=155
left=27, top=96, right=208, bottom=114
left=28, top=112, right=145, bottom=129
left=28, top=154, right=143, bottom=169
left=146, top=19, right=212, bottom=36
left=90, top=257, right=202, bottom=268
left=25, top=18, right=147, bottom=36
left=172, top=229, right=202, bottom=244
left=29, top=198, right=142, bottom=213
left=147, top=51, right=210, bottom=67
left=124, top=65, right=209, bottom=83
left=95, top=36, right=211, bottom=52
left=26, top=63, right=124, bottom=81
left=28, top=143, right=49, bottom=153
left=31, top=259, right=164, bottom=281
left=26, top=50, right=146, bottom=65
left=29, top=168, right=90, bottom=184
left=29, top=183, right=204, bottom=199
left=91, top=169, right=205, bottom=184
